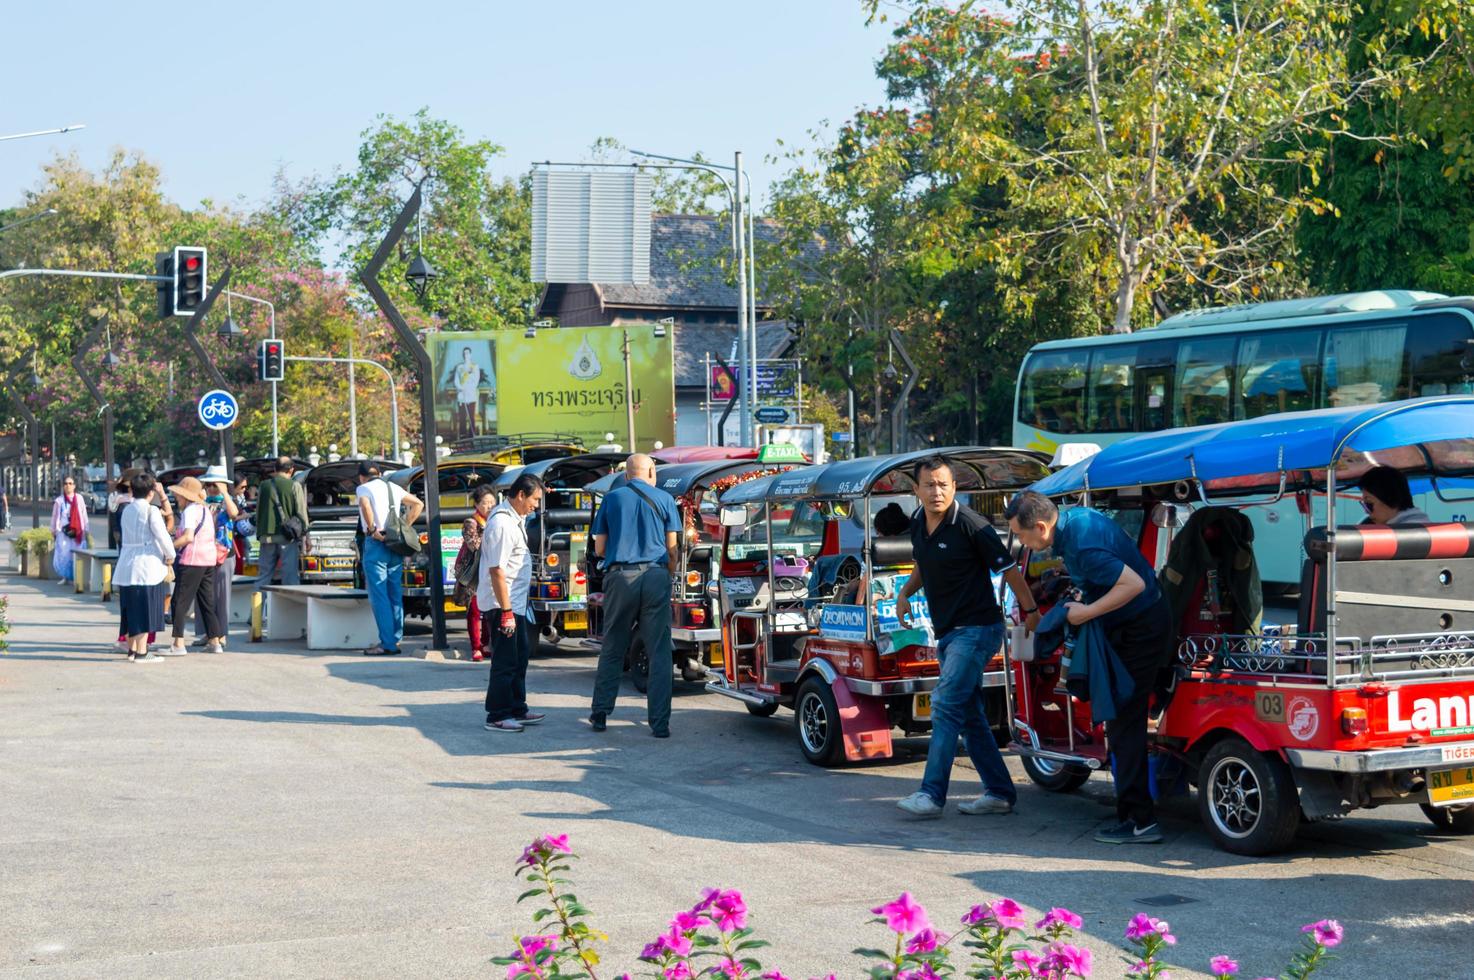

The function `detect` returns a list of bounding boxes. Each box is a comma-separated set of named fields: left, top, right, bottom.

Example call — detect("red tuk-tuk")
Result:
left=707, top=448, right=1051, bottom=765
left=1017, top=396, right=1474, bottom=854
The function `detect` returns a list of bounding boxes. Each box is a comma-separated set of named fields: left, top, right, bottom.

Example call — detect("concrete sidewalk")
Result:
left=1, top=532, right=1471, bottom=979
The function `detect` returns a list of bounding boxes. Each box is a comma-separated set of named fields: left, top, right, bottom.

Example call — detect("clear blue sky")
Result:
left=1, top=0, right=892, bottom=214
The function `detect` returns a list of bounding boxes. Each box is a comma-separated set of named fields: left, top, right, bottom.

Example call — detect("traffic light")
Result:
left=259, top=338, right=285, bottom=382
left=173, top=246, right=207, bottom=315
left=154, top=251, right=174, bottom=318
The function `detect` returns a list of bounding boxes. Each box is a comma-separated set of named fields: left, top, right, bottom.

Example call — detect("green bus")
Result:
left=1013, top=290, right=1474, bottom=585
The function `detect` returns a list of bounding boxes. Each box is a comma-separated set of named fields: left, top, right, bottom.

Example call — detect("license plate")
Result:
left=325, top=557, right=354, bottom=569
left=1428, top=766, right=1474, bottom=807
left=708, top=641, right=724, bottom=668
left=562, top=611, right=587, bottom=632
left=913, top=693, right=932, bottom=722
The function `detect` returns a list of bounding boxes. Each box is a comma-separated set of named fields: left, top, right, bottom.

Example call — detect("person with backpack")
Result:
left=453, top=484, right=497, bottom=662
left=588, top=453, right=682, bottom=738
left=192, top=467, right=241, bottom=648
left=254, top=456, right=308, bottom=590
left=166, top=476, right=227, bottom=655
left=355, top=461, right=424, bottom=656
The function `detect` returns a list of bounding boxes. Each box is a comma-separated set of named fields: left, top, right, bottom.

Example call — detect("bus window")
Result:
left=1174, top=337, right=1236, bottom=426
left=1020, top=349, right=1088, bottom=434
left=1407, top=313, right=1474, bottom=396
left=1235, top=329, right=1321, bottom=419
left=1086, top=345, right=1138, bottom=433
left=1326, top=324, right=1406, bottom=406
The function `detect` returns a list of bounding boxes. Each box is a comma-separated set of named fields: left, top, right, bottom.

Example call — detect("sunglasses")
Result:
left=1360, top=496, right=1376, bottom=515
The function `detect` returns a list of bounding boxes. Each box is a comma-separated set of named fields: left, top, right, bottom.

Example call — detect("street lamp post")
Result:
left=284, top=355, right=401, bottom=461
left=71, top=315, right=117, bottom=496
left=3, top=357, right=41, bottom=527
left=0, top=124, right=85, bottom=143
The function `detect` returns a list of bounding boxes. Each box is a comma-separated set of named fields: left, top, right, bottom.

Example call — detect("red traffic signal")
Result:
left=173, top=246, right=207, bottom=315
left=259, top=338, right=285, bottom=382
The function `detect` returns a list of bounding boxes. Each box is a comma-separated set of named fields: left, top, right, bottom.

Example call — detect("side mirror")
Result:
left=720, top=505, right=747, bottom=527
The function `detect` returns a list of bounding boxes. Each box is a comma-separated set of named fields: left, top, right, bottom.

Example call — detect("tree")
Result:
left=872, top=0, right=1422, bottom=331
left=584, top=137, right=728, bottom=215
left=310, top=109, right=535, bottom=330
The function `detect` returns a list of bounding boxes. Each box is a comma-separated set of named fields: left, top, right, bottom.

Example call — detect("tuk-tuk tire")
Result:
left=1020, top=754, right=1091, bottom=793
left=628, top=635, right=650, bottom=694
left=1421, top=803, right=1474, bottom=834
left=1197, top=738, right=1300, bottom=856
left=745, top=702, right=780, bottom=718
left=795, top=676, right=844, bottom=767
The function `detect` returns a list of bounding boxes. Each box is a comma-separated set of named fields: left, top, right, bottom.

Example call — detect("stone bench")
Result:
left=258, top=585, right=376, bottom=650
left=73, top=548, right=119, bottom=597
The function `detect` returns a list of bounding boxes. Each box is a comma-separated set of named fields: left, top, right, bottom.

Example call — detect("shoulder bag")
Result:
left=268, top=478, right=306, bottom=543
left=378, top=477, right=422, bottom=557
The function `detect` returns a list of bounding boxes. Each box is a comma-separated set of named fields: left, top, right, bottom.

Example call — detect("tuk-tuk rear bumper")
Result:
left=673, top=627, right=721, bottom=643
left=533, top=600, right=586, bottom=613
left=1284, top=741, right=1474, bottom=773
left=844, top=670, right=1006, bottom=698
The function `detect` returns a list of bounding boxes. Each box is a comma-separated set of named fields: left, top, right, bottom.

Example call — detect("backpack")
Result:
left=378, top=477, right=422, bottom=557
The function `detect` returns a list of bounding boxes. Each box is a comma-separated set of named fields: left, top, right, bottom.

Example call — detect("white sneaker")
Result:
left=131, top=653, right=164, bottom=664
left=958, top=793, right=1014, bottom=815
left=205, top=643, right=225, bottom=654
left=158, top=646, right=189, bottom=657
left=896, top=791, right=944, bottom=818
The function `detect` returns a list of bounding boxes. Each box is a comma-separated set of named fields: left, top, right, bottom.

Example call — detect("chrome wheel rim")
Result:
left=1208, top=756, right=1262, bottom=840
left=798, top=692, right=829, bottom=754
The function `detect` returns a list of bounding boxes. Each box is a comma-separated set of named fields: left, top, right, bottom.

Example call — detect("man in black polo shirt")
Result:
left=894, top=456, right=1039, bottom=818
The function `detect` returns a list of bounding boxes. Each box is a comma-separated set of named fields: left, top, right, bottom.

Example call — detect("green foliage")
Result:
left=16, top=528, right=52, bottom=557
left=309, top=108, right=535, bottom=331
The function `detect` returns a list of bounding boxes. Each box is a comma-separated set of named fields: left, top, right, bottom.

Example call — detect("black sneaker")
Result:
left=651, top=727, right=670, bottom=739
left=1095, top=820, right=1164, bottom=844
left=588, top=712, right=607, bottom=732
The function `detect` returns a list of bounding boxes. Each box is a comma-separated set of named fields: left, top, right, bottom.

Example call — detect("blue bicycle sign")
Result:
left=197, top=389, right=240, bottom=431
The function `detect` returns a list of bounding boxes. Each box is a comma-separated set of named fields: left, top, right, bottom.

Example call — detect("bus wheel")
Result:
left=1421, top=803, right=1474, bottom=834
left=1198, top=738, right=1300, bottom=856
left=629, top=635, right=649, bottom=694
left=795, top=676, right=844, bottom=767
left=745, top=702, right=780, bottom=718
left=1021, top=754, right=1091, bottom=793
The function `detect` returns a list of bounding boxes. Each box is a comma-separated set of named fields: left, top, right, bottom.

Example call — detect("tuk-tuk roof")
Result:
left=1031, top=396, right=1474, bottom=497
left=302, top=458, right=400, bottom=497
left=585, top=470, right=628, bottom=497
left=651, top=445, right=759, bottom=464
left=719, top=467, right=828, bottom=505
left=653, top=460, right=783, bottom=497
left=805, top=448, right=1051, bottom=500
left=490, top=452, right=626, bottom=492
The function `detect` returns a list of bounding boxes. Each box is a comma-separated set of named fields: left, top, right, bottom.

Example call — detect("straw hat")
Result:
left=200, top=465, right=231, bottom=488
left=172, top=476, right=208, bottom=505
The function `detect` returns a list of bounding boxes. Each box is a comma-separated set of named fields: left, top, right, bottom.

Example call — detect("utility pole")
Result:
left=622, top=328, right=637, bottom=451
left=734, top=151, right=752, bottom=447
left=348, top=334, right=359, bottom=457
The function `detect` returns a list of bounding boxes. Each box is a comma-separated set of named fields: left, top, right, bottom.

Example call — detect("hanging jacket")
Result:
left=1158, top=506, right=1262, bottom=637
left=1036, top=603, right=1137, bottom=723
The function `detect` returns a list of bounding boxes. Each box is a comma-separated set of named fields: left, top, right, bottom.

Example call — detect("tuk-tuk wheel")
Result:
left=1421, top=803, right=1474, bottom=834
left=628, top=635, right=650, bottom=694
left=795, top=676, right=844, bottom=766
left=745, top=702, right=780, bottom=718
left=1020, top=754, right=1091, bottom=793
left=1197, top=737, right=1300, bottom=856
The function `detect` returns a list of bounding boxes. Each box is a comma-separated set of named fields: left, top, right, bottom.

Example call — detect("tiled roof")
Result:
left=600, top=214, right=782, bottom=310
left=672, top=321, right=796, bottom=389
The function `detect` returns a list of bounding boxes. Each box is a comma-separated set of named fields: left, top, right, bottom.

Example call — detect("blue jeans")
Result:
left=919, top=623, right=1016, bottom=806
left=362, top=537, right=404, bottom=651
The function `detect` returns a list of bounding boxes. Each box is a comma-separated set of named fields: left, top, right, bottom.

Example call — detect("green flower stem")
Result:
left=537, top=858, right=599, bottom=980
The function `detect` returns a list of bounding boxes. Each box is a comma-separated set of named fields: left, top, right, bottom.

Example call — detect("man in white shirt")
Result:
left=355, top=461, right=423, bottom=656
left=480, top=472, right=544, bottom=732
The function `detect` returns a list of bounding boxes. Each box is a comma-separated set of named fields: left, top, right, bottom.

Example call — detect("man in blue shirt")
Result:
left=1006, top=490, right=1174, bottom=845
left=589, top=453, right=682, bottom=737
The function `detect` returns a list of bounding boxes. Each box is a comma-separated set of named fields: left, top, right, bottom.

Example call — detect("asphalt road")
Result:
left=2, top=535, right=1470, bottom=979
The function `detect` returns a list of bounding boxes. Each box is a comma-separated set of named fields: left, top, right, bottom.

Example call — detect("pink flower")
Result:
left=506, top=964, right=540, bottom=980
left=671, top=910, right=708, bottom=932
left=905, top=926, right=941, bottom=953
left=1210, top=955, right=1240, bottom=976
left=519, top=833, right=573, bottom=867
left=1125, top=914, right=1176, bottom=945
left=1011, top=949, right=1044, bottom=976
left=713, top=957, right=745, bottom=978
left=760, top=972, right=791, bottom=980
left=896, top=966, right=940, bottom=980
left=872, top=892, right=932, bottom=934
left=515, top=935, right=557, bottom=958
left=541, top=833, right=571, bottom=854
left=662, top=929, right=693, bottom=957
left=1036, top=907, right=1083, bottom=931
left=1041, top=942, right=1092, bottom=978
left=706, top=889, right=748, bottom=932
left=987, top=897, right=1029, bottom=931
left=664, top=964, right=693, bottom=980
left=642, top=941, right=665, bottom=961
left=1301, top=919, right=1344, bottom=948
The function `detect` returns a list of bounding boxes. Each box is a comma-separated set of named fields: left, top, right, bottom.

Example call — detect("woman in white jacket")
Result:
left=115, top=472, right=177, bottom=663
